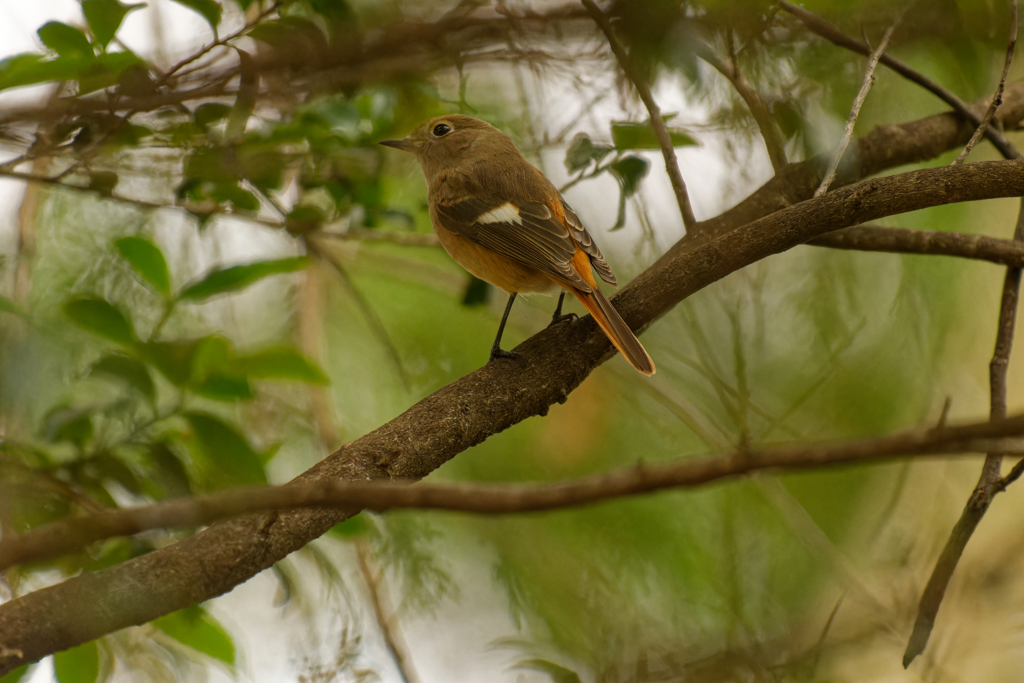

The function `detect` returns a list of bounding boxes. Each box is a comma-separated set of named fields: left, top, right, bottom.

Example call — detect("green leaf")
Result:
left=190, top=336, right=253, bottom=401
left=78, top=50, right=146, bottom=94
left=178, top=257, right=309, bottom=301
left=91, top=354, right=156, bottom=404
left=0, top=53, right=88, bottom=92
left=609, top=155, right=650, bottom=197
left=137, top=337, right=253, bottom=401
left=87, top=171, right=118, bottom=195
left=207, top=182, right=259, bottom=211
left=54, top=640, right=100, bottom=683
left=91, top=453, right=141, bottom=493
left=513, top=659, right=583, bottom=683
left=564, top=132, right=613, bottom=173
left=38, top=22, right=94, bottom=60
left=233, top=347, right=329, bottom=384
left=82, top=0, right=145, bottom=48
left=115, top=236, right=170, bottom=295
left=185, top=412, right=266, bottom=486
left=44, top=408, right=93, bottom=448
left=154, top=605, right=235, bottom=665
left=64, top=297, right=135, bottom=346
left=610, top=120, right=698, bottom=150
left=170, top=0, right=222, bottom=32
left=138, top=339, right=202, bottom=386
left=193, top=102, right=232, bottom=130
left=147, top=442, right=192, bottom=498
left=247, top=17, right=328, bottom=51
left=284, top=205, right=325, bottom=235
left=0, top=664, right=29, bottom=683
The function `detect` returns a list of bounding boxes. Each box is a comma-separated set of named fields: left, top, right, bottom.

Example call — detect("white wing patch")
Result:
left=476, top=202, right=522, bottom=225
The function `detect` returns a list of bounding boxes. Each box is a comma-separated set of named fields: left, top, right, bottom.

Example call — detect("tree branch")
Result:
left=903, top=4, right=1022, bottom=665
left=779, top=0, right=1022, bottom=161
left=691, top=41, right=788, bottom=173
left=952, top=2, right=1018, bottom=164
left=4, top=417, right=1024, bottom=572
left=2, top=157, right=1024, bottom=674
left=681, top=81, right=1024, bottom=247
left=809, top=224, right=1024, bottom=267
left=904, top=207, right=1024, bottom=666
left=815, top=17, right=899, bottom=196
left=581, top=0, right=698, bottom=230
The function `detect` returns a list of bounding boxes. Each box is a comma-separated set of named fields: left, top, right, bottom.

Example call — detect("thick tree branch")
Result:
left=1, top=157, right=1023, bottom=674
left=4, top=418, right=1024, bottom=572
left=581, top=0, right=698, bottom=230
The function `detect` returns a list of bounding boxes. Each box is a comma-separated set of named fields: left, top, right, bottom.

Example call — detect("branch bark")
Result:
left=4, top=418, right=1024, bottom=572
left=2, top=157, right=1024, bottom=674
left=809, top=225, right=1024, bottom=267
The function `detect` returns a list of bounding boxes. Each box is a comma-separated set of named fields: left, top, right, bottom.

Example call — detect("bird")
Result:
left=379, top=114, right=655, bottom=376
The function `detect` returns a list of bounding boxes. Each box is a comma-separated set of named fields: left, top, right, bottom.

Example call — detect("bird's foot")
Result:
left=488, top=346, right=523, bottom=363
left=548, top=312, right=579, bottom=328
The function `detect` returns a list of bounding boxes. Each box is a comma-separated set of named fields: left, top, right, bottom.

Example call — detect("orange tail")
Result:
left=573, top=287, right=655, bottom=375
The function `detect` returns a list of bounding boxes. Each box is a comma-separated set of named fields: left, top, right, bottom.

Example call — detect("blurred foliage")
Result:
left=0, top=0, right=1021, bottom=681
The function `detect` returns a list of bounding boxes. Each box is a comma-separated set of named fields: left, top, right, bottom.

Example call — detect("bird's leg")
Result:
left=489, top=293, right=522, bottom=362
left=548, top=290, right=578, bottom=327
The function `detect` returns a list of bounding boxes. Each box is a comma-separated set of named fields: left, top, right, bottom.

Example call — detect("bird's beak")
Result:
left=379, top=138, right=418, bottom=153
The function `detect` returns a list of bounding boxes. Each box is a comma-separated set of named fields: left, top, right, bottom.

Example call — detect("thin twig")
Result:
left=4, top=413, right=1024, bottom=571
left=693, top=40, right=788, bottom=173
left=779, top=0, right=1022, bottom=161
left=904, top=203, right=1024, bottom=667
left=952, top=1, right=1018, bottom=164
left=307, top=239, right=411, bottom=391
left=354, top=539, right=422, bottom=683
left=581, top=0, right=698, bottom=230
left=815, top=17, right=900, bottom=197
left=155, top=3, right=280, bottom=86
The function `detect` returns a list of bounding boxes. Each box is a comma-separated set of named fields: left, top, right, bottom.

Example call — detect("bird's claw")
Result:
left=488, top=347, right=523, bottom=363
left=548, top=312, right=579, bottom=327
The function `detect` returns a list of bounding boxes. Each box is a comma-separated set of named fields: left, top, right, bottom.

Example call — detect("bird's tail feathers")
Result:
left=574, top=287, right=655, bottom=375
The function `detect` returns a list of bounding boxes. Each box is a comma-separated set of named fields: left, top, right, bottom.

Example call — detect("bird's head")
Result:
left=380, top=114, right=517, bottom=179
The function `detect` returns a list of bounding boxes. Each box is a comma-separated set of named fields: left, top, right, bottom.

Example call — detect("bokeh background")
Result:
left=2, top=0, right=1024, bottom=681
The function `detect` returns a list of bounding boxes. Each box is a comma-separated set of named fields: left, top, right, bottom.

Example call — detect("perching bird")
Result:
left=380, top=115, right=655, bottom=375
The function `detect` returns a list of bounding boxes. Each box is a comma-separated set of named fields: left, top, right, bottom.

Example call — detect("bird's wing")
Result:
left=560, top=202, right=617, bottom=287
left=434, top=195, right=594, bottom=292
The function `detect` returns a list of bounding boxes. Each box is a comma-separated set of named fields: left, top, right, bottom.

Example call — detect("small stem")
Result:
left=582, top=0, right=698, bottom=231
left=951, top=0, right=1018, bottom=165
left=815, top=16, right=901, bottom=197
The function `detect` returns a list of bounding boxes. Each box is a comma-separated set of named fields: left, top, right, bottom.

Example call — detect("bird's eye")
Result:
left=432, top=123, right=451, bottom=137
